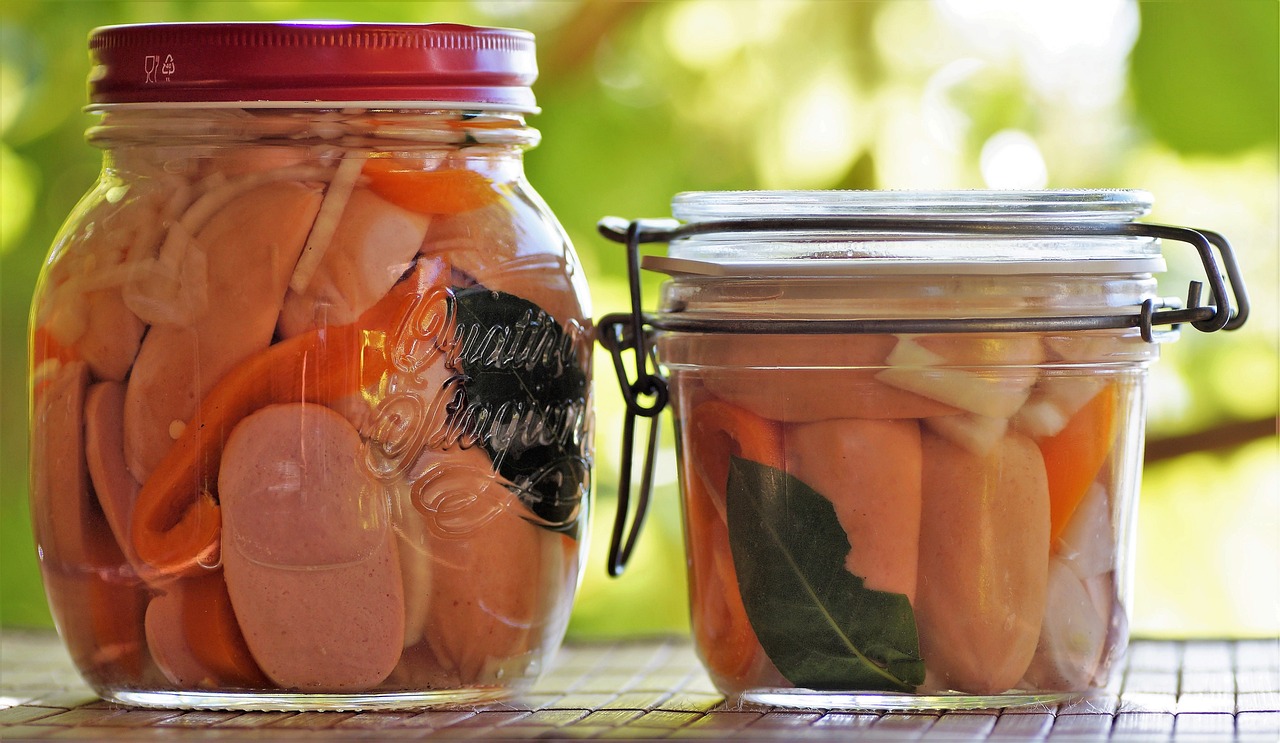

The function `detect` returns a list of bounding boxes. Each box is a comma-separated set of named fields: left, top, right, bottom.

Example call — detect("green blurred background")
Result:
left=1, top=0, right=1276, bottom=639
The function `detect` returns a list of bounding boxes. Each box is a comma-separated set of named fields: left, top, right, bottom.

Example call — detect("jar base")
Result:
left=102, top=687, right=515, bottom=712
left=737, top=688, right=1081, bottom=711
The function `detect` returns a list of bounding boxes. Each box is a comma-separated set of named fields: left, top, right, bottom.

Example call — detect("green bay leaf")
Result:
left=726, top=456, right=924, bottom=692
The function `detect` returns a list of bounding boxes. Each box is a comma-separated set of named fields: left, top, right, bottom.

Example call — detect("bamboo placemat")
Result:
left=1, top=631, right=1276, bottom=740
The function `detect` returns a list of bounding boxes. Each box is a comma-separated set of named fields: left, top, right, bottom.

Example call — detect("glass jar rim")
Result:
left=671, top=189, right=1153, bottom=222
left=649, top=189, right=1163, bottom=278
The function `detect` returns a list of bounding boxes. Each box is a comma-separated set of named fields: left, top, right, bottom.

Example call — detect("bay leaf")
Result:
left=726, top=456, right=924, bottom=691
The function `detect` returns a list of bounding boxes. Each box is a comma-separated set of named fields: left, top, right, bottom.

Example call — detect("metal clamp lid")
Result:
left=596, top=215, right=1250, bottom=576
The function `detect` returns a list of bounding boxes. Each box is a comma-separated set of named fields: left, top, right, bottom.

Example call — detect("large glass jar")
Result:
left=28, top=22, right=592, bottom=710
left=597, top=190, right=1246, bottom=710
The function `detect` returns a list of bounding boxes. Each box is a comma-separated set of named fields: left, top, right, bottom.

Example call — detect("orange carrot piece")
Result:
left=1040, top=382, right=1119, bottom=545
left=32, top=325, right=78, bottom=366
left=688, top=399, right=786, bottom=497
left=131, top=262, right=442, bottom=577
left=683, top=399, right=785, bottom=685
left=160, top=574, right=269, bottom=687
left=30, top=325, right=80, bottom=400
left=362, top=159, right=500, bottom=215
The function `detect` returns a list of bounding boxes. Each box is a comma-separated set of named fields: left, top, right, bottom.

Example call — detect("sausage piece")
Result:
left=414, top=444, right=545, bottom=685
left=41, top=193, right=156, bottom=382
left=278, top=188, right=430, bottom=338
left=84, top=381, right=143, bottom=568
left=220, top=403, right=405, bottom=691
left=784, top=418, right=923, bottom=602
left=660, top=334, right=958, bottom=422
left=423, top=199, right=589, bottom=331
left=916, top=430, right=1050, bottom=694
left=32, top=360, right=150, bottom=683
left=124, top=181, right=322, bottom=481
left=31, top=361, right=93, bottom=565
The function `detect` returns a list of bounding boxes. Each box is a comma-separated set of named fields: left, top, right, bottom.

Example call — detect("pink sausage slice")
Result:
left=43, top=195, right=155, bottom=381
left=415, top=444, right=545, bottom=685
left=31, top=361, right=93, bottom=565
left=124, top=182, right=322, bottom=481
left=423, top=199, right=589, bottom=330
left=784, top=418, right=923, bottom=602
left=659, top=334, right=959, bottom=423
left=32, top=361, right=151, bottom=681
left=78, top=288, right=146, bottom=382
left=219, top=403, right=404, bottom=691
left=278, top=188, right=430, bottom=337
left=916, top=430, right=1050, bottom=694
left=84, top=381, right=143, bottom=568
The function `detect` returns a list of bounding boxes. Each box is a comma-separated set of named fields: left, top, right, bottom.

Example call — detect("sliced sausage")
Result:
left=42, top=193, right=156, bottom=381
left=84, top=381, right=143, bottom=568
left=31, top=361, right=92, bottom=565
left=423, top=199, right=589, bottom=330
left=278, top=188, right=430, bottom=338
left=77, top=288, right=146, bottom=382
left=220, top=403, right=404, bottom=691
left=784, top=418, right=923, bottom=602
left=32, top=360, right=150, bottom=683
left=916, top=430, right=1050, bottom=694
left=660, top=334, right=959, bottom=422
left=124, top=181, right=322, bottom=481
left=414, top=444, right=545, bottom=685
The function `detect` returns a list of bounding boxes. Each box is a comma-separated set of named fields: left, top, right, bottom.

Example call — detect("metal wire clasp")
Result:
left=594, top=214, right=1250, bottom=576
left=597, top=219, right=677, bottom=576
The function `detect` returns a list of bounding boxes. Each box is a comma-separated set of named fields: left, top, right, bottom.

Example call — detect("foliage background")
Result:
left=1, top=0, right=1276, bottom=639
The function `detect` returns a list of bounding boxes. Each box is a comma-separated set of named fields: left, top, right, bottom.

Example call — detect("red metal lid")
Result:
left=87, top=22, right=538, bottom=111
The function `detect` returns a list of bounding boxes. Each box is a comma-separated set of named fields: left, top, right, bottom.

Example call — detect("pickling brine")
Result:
left=28, top=22, right=592, bottom=709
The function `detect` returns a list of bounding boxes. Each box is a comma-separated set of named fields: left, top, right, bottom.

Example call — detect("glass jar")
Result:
left=28, top=22, right=592, bottom=710
left=597, top=190, right=1247, bottom=709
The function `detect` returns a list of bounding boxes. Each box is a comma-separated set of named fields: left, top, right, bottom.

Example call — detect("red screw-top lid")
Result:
left=87, top=21, right=539, bottom=111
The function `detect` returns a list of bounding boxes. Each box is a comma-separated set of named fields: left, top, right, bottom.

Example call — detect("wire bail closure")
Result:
left=597, top=219, right=672, bottom=576
left=595, top=215, right=1250, bottom=576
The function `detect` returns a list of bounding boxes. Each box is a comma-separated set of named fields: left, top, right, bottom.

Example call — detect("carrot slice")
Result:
left=682, top=399, right=784, bottom=686
left=30, top=325, right=80, bottom=400
left=32, top=325, right=78, bottom=366
left=362, top=159, right=499, bottom=215
left=131, top=261, right=446, bottom=577
left=182, top=574, right=269, bottom=686
left=688, top=399, right=786, bottom=500
left=1039, top=382, right=1119, bottom=545
left=145, top=573, right=269, bottom=688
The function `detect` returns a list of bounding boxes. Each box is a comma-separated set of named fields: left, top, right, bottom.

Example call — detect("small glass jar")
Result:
left=28, top=22, right=592, bottom=710
left=598, top=190, right=1247, bottom=709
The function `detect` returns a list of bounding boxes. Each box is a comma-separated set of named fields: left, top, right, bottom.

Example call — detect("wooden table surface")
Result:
left=1, top=631, right=1276, bottom=741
